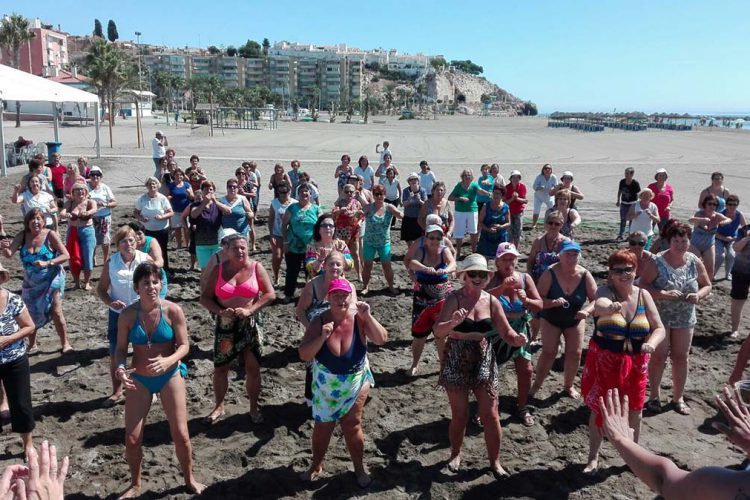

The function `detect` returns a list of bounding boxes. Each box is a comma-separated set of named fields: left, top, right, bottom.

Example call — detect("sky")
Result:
left=5, top=0, right=749, bottom=114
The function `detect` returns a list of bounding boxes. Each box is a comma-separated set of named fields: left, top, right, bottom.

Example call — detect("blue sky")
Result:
left=7, top=0, right=749, bottom=113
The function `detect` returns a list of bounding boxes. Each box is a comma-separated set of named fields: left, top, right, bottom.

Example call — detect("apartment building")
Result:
left=0, top=17, right=68, bottom=76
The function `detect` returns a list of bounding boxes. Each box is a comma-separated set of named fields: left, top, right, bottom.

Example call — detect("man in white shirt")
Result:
left=376, top=141, right=392, bottom=166
left=152, top=131, right=168, bottom=177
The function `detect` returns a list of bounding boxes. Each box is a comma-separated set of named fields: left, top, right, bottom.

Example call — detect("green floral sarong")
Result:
left=312, top=358, right=373, bottom=422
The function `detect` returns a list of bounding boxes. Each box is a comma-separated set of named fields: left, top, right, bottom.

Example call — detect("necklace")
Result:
left=139, top=301, right=161, bottom=349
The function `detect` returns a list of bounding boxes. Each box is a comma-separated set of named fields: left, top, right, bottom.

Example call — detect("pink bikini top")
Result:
left=215, top=261, right=259, bottom=300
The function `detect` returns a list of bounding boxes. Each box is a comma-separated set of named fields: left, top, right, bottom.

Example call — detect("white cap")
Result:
left=654, top=168, right=668, bottom=179
left=219, top=227, right=239, bottom=244
left=425, top=224, right=444, bottom=235
left=561, top=170, right=574, bottom=180
left=425, top=214, right=442, bottom=226
left=509, top=170, right=522, bottom=178
left=156, top=130, right=164, bottom=136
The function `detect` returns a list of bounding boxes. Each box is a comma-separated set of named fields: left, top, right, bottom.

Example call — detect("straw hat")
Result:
left=456, top=254, right=489, bottom=275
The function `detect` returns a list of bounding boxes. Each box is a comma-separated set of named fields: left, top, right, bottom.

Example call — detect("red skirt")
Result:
left=581, top=339, right=649, bottom=426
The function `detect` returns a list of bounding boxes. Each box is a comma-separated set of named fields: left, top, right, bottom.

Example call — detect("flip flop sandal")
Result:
left=674, top=400, right=691, bottom=415
left=644, top=399, right=661, bottom=414
left=517, top=406, right=535, bottom=427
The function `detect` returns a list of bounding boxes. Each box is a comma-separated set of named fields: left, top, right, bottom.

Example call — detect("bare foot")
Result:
left=61, top=344, right=73, bottom=353
left=360, top=288, right=369, bottom=296
left=490, top=462, right=509, bottom=478
left=186, top=480, right=207, bottom=494
left=300, top=466, right=324, bottom=481
left=447, top=454, right=461, bottom=473
left=565, top=387, right=580, bottom=400
left=83, top=282, right=92, bottom=291
left=118, top=484, right=141, bottom=499
left=583, top=460, right=598, bottom=474
left=409, top=366, right=419, bottom=377
left=203, top=409, right=226, bottom=426
left=730, top=331, right=740, bottom=339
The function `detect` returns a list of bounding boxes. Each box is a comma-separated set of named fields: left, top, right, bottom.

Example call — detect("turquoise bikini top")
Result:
left=129, top=305, right=174, bottom=346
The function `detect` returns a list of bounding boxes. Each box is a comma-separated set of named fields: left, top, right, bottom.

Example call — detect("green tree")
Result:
left=0, top=14, right=35, bottom=127
left=430, top=56, right=447, bottom=70
left=226, top=45, right=237, bottom=57
left=450, top=59, right=483, bottom=75
left=107, top=20, right=119, bottom=43
left=207, top=45, right=220, bottom=55
left=383, top=84, right=396, bottom=115
left=238, top=40, right=262, bottom=58
left=93, top=19, right=103, bottom=38
left=188, top=75, right=223, bottom=135
left=84, top=39, right=134, bottom=146
left=262, top=38, right=270, bottom=55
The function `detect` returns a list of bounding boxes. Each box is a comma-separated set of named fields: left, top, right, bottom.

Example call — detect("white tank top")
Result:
left=108, top=250, right=149, bottom=312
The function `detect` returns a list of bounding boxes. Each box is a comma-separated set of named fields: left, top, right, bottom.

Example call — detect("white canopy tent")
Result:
left=0, top=63, right=101, bottom=177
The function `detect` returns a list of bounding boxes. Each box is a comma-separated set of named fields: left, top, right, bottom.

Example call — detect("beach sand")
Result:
left=0, top=116, right=747, bottom=498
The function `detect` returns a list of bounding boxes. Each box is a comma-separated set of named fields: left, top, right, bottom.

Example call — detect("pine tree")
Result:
left=107, top=20, right=119, bottom=43
left=93, top=19, right=103, bottom=38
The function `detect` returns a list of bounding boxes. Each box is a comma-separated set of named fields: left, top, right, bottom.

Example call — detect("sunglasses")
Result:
left=320, top=223, right=335, bottom=229
left=466, top=270, right=488, bottom=279
left=227, top=185, right=238, bottom=189
left=426, top=235, right=442, bottom=241
left=610, top=267, right=635, bottom=275
left=727, top=202, right=738, bottom=206
left=546, top=221, right=562, bottom=226
left=90, top=173, right=102, bottom=177
left=628, top=240, right=646, bottom=247
left=344, top=190, right=355, bottom=194
left=374, top=192, right=385, bottom=197
left=706, top=202, right=718, bottom=207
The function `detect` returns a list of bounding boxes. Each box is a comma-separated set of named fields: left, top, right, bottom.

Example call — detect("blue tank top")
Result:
left=20, top=234, right=55, bottom=270
left=221, top=198, right=249, bottom=234
left=315, top=317, right=366, bottom=374
left=129, top=305, right=174, bottom=346
left=718, top=209, right=742, bottom=238
left=168, top=181, right=191, bottom=212
left=498, top=273, right=527, bottom=315
left=414, top=247, right=449, bottom=284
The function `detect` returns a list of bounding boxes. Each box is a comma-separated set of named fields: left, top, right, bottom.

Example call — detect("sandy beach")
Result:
left=0, top=115, right=748, bottom=499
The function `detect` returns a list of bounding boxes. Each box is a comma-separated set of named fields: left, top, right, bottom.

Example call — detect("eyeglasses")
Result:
left=610, top=267, right=635, bottom=275
left=466, top=270, right=488, bottom=279
left=628, top=240, right=646, bottom=247
left=546, top=221, right=562, bottom=227
left=320, top=223, right=335, bottom=229
left=374, top=193, right=385, bottom=197
left=706, top=202, right=718, bottom=207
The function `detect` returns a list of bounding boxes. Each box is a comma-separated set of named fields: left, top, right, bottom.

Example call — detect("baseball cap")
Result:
left=509, top=170, right=522, bottom=178
left=425, top=224, right=444, bottom=235
left=327, top=278, right=353, bottom=295
left=560, top=240, right=582, bottom=253
left=495, top=242, right=520, bottom=259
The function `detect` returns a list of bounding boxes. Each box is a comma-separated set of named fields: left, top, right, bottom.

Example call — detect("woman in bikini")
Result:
left=531, top=240, right=597, bottom=399
left=199, top=234, right=275, bottom=424
left=114, top=262, right=205, bottom=498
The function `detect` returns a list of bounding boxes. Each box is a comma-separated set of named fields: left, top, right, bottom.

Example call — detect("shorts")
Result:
left=731, top=270, right=750, bottom=300
left=107, top=309, right=120, bottom=355
left=581, top=340, right=649, bottom=426
left=52, top=187, right=64, bottom=200
left=533, top=192, right=554, bottom=216
left=509, top=214, right=523, bottom=242
left=362, top=242, right=391, bottom=262
left=0, top=356, right=35, bottom=434
left=171, top=213, right=184, bottom=229
left=411, top=299, right=446, bottom=338
left=92, top=215, right=111, bottom=245
left=401, top=216, right=423, bottom=242
left=453, top=211, right=478, bottom=239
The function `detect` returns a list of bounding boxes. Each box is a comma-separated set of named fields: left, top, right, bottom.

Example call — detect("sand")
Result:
left=0, top=116, right=747, bottom=499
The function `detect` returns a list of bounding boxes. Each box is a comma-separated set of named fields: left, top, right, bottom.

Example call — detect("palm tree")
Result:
left=0, top=14, right=35, bottom=127
left=85, top=39, right=133, bottom=147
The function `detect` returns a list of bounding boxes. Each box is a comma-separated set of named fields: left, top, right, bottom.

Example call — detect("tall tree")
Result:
left=85, top=39, right=134, bottom=146
left=226, top=46, right=237, bottom=57
left=0, top=14, right=36, bottom=127
left=238, top=40, right=261, bottom=58
left=262, top=38, right=270, bottom=55
left=107, top=20, right=119, bottom=43
left=207, top=45, right=220, bottom=55
left=93, top=19, right=103, bottom=38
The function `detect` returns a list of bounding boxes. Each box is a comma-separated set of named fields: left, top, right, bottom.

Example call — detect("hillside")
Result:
left=363, top=66, right=537, bottom=116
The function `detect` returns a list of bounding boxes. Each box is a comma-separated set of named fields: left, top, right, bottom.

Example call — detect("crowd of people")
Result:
left=0, top=134, right=748, bottom=498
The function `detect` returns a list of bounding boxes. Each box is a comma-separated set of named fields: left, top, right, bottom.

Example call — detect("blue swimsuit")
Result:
left=129, top=305, right=186, bottom=394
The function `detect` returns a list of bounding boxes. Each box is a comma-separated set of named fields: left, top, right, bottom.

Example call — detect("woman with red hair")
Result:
left=581, top=249, right=665, bottom=473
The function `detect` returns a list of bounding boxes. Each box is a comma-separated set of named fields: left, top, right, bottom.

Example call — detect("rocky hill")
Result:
left=363, top=66, right=537, bottom=116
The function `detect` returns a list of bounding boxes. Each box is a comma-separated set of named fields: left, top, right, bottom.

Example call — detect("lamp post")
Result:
left=135, top=31, right=143, bottom=147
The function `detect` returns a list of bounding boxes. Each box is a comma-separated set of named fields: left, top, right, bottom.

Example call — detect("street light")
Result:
left=134, top=31, right=143, bottom=147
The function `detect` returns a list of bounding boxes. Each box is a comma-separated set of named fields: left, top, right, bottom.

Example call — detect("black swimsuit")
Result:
left=540, top=268, right=589, bottom=329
